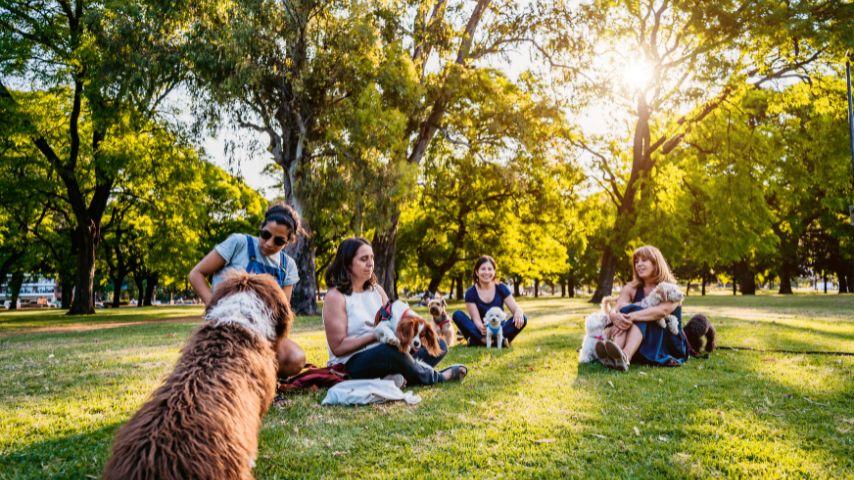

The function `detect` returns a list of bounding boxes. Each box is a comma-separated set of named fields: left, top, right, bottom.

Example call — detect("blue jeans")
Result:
left=345, top=340, right=448, bottom=386
left=452, top=310, right=527, bottom=346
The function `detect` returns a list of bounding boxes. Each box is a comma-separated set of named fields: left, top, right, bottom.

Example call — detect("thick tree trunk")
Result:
left=513, top=277, right=521, bottom=297
left=560, top=281, right=566, bottom=297
left=568, top=277, right=576, bottom=298
left=427, top=275, right=443, bottom=295
left=68, top=222, right=97, bottom=315
left=701, top=275, right=706, bottom=296
left=592, top=248, right=619, bottom=303
left=777, top=246, right=797, bottom=294
left=8, top=271, right=23, bottom=310
left=143, top=273, right=158, bottom=306
left=372, top=211, right=401, bottom=301
left=111, top=273, right=125, bottom=308
left=285, top=232, right=318, bottom=314
left=455, top=275, right=464, bottom=300
left=134, top=277, right=145, bottom=307
left=735, top=262, right=756, bottom=295
left=823, top=270, right=828, bottom=294
left=534, top=279, right=540, bottom=298
left=60, top=275, right=73, bottom=309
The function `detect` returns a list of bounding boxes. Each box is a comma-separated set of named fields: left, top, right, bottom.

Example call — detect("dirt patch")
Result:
left=0, top=315, right=202, bottom=339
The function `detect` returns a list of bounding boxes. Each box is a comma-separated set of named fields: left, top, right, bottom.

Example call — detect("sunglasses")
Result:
left=260, top=229, right=287, bottom=247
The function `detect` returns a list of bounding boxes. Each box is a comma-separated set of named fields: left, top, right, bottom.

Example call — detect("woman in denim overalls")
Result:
left=189, top=203, right=307, bottom=377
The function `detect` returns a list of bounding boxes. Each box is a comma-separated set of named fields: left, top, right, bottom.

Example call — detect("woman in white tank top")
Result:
left=323, top=238, right=468, bottom=385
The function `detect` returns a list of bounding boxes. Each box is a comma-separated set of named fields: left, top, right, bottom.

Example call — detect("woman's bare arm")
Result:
left=625, top=301, right=681, bottom=322
left=188, top=250, right=227, bottom=307
left=323, top=289, right=378, bottom=358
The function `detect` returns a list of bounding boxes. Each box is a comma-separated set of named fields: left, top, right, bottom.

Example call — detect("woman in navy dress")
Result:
left=598, top=245, right=688, bottom=370
left=452, top=255, right=527, bottom=347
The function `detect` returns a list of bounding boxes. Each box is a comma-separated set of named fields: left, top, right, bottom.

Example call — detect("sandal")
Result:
left=604, top=339, right=630, bottom=372
left=595, top=341, right=616, bottom=368
left=439, top=364, right=468, bottom=382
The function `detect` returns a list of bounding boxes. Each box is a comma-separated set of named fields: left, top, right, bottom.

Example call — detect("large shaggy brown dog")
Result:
left=103, top=272, right=293, bottom=480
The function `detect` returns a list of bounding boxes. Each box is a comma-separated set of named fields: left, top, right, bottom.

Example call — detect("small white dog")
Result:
left=579, top=296, right=617, bottom=363
left=483, top=306, right=505, bottom=349
left=637, top=282, right=684, bottom=335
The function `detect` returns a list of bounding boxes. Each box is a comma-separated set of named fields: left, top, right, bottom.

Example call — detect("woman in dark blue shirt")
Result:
left=451, top=255, right=527, bottom=346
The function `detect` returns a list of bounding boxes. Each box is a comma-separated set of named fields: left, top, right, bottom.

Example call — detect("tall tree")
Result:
left=556, top=0, right=851, bottom=301
left=1, top=0, right=184, bottom=313
left=187, top=0, right=420, bottom=313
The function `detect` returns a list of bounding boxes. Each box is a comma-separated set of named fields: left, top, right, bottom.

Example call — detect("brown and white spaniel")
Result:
left=374, top=300, right=442, bottom=356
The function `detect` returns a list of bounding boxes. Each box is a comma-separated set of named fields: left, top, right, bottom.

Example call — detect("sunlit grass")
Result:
left=1, top=295, right=852, bottom=478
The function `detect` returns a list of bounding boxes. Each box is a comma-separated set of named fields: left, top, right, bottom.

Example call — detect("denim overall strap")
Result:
left=244, top=234, right=286, bottom=287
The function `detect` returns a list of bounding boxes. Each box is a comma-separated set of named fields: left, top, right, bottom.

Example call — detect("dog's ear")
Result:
left=420, top=320, right=443, bottom=356
left=440, top=297, right=446, bottom=307
left=395, top=317, right=416, bottom=353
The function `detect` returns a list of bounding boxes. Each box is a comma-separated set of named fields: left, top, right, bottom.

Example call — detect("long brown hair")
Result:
left=630, top=245, right=676, bottom=288
left=324, top=237, right=377, bottom=295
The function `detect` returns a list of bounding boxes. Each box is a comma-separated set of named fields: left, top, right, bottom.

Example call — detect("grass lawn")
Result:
left=1, top=294, right=852, bottom=479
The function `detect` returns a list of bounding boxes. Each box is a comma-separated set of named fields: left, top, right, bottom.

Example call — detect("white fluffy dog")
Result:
left=483, top=306, right=505, bottom=349
left=579, top=296, right=616, bottom=363
left=637, top=282, right=684, bottom=335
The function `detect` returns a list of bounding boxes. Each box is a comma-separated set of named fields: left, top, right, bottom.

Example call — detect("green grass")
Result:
left=1, top=295, right=852, bottom=479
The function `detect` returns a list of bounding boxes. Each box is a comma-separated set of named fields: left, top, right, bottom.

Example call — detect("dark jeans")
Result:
left=451, top=310, right=527, bottom=347
left=345, top=339, right=448, bottom=386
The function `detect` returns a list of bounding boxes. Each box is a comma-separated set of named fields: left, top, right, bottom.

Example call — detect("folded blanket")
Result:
left=321, top=379, right=422, bottom=406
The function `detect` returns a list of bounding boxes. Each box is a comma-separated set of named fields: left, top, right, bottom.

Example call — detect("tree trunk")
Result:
left=455, top=275, right=464, bottom=300
left=592, top=248, right=619, bottom=303
left=686, top=280, right=693, bottom=296
left=8, top=271, right=23, bottom=311
left=568, top=277, right=576, bottom=298
left=736, top=262, right=756, bottom=295
left=778, top=251, right=797, bottom=294
left=513, top=276, right=521, bottom=297
left=134, top=277, right=145, bottom=307
left=560, top=281, right=566, bottom=297
left=372, top=211, right=401, bottom=301
left=534, top=279, right=539, bottom=298
left=281, top=221, right=318, bottom=315
left=427, top=275, right=443, bottom=295
left=61, top=275, right=74, bottom=309
left=823, top=270, right=828, bottom=294
left=701, top=275, right=706, bottom=296
left=111, top=273, right=125, bottom=308
left=68, top=222, right=97, bottom=315
left=143, top=273, right=158, bottom=306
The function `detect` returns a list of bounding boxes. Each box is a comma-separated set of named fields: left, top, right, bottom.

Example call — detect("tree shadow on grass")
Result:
left=0, top=421, right=119, bottom=479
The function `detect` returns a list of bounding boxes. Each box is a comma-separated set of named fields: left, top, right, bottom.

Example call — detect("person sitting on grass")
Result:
left=323, top=237, right=467, bottom=386
left=597, top=245, right=688, bottom=371
left=188, top=202, right=306, bottom=377
left=451, top=255, right=527, bottom=347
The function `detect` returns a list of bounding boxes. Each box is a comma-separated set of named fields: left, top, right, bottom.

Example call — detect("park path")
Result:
left=0, top=315, right=202, bottom=339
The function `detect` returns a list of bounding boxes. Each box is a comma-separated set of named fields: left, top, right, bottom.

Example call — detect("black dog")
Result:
left=684, top=314, right=716, bottom=357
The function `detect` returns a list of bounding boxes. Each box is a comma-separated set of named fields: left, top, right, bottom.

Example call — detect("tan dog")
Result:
left=103, top=272, right=294, bottom=480
left=427, top=294, right=455, bottom=346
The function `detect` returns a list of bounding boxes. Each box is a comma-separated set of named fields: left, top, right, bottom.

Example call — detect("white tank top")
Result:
left=326, top=288, right=382, bottom=365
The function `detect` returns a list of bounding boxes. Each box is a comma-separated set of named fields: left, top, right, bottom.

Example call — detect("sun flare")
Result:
left=622, top=59, right=655, bottom=91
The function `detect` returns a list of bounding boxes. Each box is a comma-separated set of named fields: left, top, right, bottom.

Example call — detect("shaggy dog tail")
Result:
left=704, top=322, right=716, bottom=352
